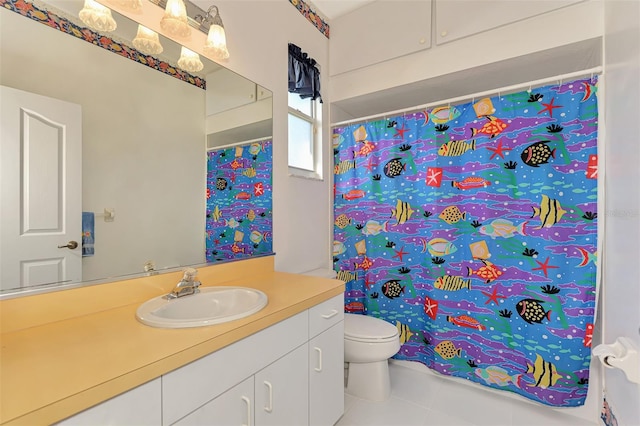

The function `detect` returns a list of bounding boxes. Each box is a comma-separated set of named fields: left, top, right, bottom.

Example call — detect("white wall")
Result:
left=0, top=9, right=206, bottom=281
left=189, top=0, right=333, bottom=274
left=603, top=0, right=640, bottom=423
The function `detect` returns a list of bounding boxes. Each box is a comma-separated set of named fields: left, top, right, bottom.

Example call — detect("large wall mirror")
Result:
left=0, top=0, right=273, bottom=296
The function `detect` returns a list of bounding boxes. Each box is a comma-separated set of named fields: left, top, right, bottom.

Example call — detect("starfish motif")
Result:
left=392, top=245, right=409, bottom=262
left=364, top=275, right=376, bottom=290
left=587, top=154, right=598, bottom=179
left=394, top=125, right=409, bottom=139
left=537, top=97, right=563, bottom=118
left=481, top=286, right=507, bottom=306
left=424, top=298, right=438, bottom=319
left=532, top=256, right=560, bottom=278
left=486, top=139, right=512, bottom=160
left=254, top=182, right=264, bottom=196
left=364, top=157, right=377, bottom=173
left=426, top=168, right=442, bottom=185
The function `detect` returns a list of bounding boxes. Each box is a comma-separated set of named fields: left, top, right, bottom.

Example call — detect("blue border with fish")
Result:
left=333, top=78, right=599, bottom=407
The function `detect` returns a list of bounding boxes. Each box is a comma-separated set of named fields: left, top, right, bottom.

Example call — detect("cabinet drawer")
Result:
left=308, top=294, right=344, bottom=338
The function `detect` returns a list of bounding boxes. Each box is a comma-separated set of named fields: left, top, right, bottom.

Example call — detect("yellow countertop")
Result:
left=0, top=257, right=344, bottom=425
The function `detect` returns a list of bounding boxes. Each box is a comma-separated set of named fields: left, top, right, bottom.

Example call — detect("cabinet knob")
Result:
left=440, top=30, right=448, bottom=37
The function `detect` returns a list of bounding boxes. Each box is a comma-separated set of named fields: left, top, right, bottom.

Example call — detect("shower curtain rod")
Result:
left=206, top=135, right=273, bottom=152
left=331, top=66, right=603, bottom=127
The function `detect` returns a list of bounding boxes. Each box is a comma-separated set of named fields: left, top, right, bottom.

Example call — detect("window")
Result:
left=288, top=92, right=320, bottom=174
left=288, top=43, right=322, bottom=178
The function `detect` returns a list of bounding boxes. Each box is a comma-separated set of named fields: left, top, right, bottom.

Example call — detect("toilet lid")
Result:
left=344, top=313, right=398, bottom=340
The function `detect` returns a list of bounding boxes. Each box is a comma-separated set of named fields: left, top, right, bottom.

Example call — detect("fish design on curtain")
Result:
left=333, top=78, right=599, bottom=407
left=206, top=140, right=273, bottom=261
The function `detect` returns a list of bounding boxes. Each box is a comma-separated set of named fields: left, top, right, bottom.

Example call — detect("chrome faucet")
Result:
left=167, top=268, right=201, bottom=299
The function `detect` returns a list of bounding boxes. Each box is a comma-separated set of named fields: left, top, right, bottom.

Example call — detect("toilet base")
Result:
left=345, top=360, right=391, bottom=401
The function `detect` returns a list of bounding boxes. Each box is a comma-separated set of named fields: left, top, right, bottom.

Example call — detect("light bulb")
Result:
left=132, top=25, right=163, bottom=55
left=160, top=0, right=191, bottom=38
left=177, top=47, right=204, bottom=73
left=79, top=0, right=117, bottom=32
left=204, top=24, right=229, bottom=59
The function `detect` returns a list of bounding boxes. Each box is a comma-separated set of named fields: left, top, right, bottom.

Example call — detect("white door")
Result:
left=602, top=1, right=640, bottom=424
left=0, top=85, right=82, bottom=291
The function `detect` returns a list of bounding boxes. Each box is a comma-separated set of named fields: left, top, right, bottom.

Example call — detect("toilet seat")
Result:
left=344, top=313, right=399, bottom=343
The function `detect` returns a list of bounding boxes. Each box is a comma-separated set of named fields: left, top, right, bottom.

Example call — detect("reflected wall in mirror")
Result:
left=0, top=0, right=273, bottom=296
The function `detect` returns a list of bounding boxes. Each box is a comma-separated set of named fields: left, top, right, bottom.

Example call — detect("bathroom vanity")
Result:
left=0, top=256, right=345, bottom=425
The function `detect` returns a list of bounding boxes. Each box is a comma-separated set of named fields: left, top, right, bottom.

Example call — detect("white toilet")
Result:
left=344, top=313, right=400, bottom=401
left=302, top=268, right=401, bottom=401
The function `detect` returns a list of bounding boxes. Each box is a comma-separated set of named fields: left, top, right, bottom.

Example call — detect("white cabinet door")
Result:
left=255, top=345, right=309, bottom=426
left=435, top=0, right=584, bottom=45
left=162, top=311, right=308, bottom=425
left=174, top=377, right=254, bottom=426
left=329, top=1, right=432, bottom=76
left=176, top=345, right=309, bottom=426
left=55, top=378, right=161, bottom=426
left=309, top=322, right=344, bottom=426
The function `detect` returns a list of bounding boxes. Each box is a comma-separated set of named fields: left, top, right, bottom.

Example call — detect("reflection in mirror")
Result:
left=0, top=0, right=273, bottom=296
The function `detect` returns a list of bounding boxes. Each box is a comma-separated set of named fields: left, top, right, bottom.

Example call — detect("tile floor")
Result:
left=336, top=361, right=600, bottom=426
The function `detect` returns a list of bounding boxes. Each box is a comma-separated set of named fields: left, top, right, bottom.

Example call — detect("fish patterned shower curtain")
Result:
left=333, top=78, right=599, bottom=407
left=206, top=140, right=273, bottom=261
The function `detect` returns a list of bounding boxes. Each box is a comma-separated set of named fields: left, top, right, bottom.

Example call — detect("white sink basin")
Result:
left=136, top=286, right=268, bottom=328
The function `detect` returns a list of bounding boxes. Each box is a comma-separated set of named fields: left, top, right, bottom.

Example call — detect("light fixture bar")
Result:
left=147, top=0, right=211, bottom=35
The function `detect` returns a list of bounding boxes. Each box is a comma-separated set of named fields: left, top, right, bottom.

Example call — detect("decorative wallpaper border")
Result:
left=2, top=0, right=206, bottom=90
left=289, top=0, right=330, bottom=38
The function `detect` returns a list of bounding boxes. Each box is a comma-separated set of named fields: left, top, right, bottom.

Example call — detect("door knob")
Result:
left=58, top=241, right=78, bottom=249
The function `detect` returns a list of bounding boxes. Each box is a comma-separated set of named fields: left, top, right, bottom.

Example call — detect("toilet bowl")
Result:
left=300, top=269, right=400, bottom=401
left=344, top=313, right=400, bottom=401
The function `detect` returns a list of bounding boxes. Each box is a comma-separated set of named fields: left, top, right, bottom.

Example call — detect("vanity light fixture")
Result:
left=79, top=0, right=117, bottom=32
left=177, top=46, right=204, bottom=72
left=160, top=0, right=191, bottom=38
left=197, top=5, right=229, bottom=60
left=132, top=24, right=163, bottom=55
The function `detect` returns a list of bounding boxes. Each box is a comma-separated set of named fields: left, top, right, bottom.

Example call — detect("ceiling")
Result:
left=311, top=0, right=375, bottom=20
